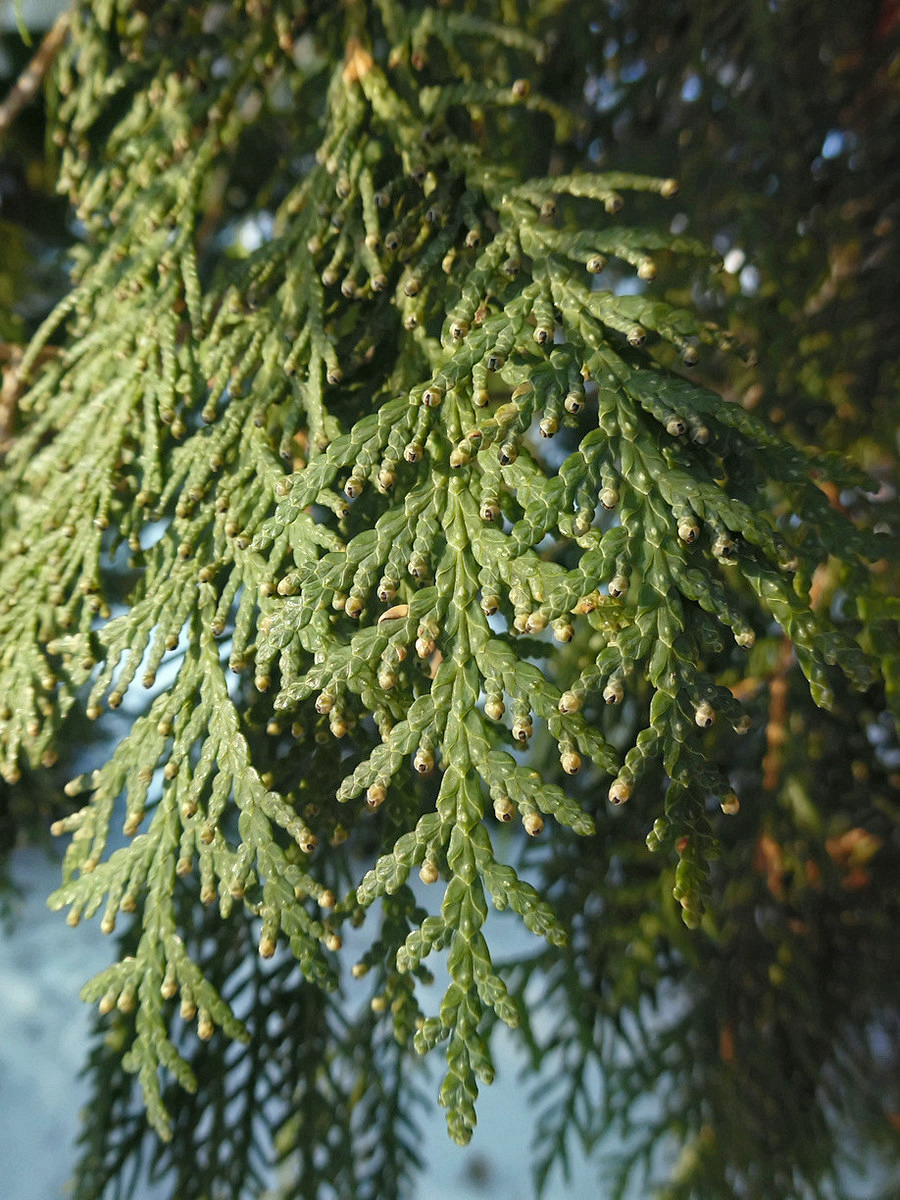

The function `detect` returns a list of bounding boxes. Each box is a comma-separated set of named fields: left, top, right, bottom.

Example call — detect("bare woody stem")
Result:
left=0, top=8, right=70, bottom=141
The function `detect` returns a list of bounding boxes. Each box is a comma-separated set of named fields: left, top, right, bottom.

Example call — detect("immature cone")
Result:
left=493, top=796, right=515, bottom=822
left=419, top=859, right=439, bottom=884
left=415, top=635, right=436, bottom=658
left=608, top=779, right=632, bottom=805
left=512, top=716, right=533, bottom=742
left=561, top=749, right=582, bottom=775
left=366, top=782, right=387, bottom=809
left=413, top=746, right=434, bottom=774
left=694, top=702, right=716, bottom=728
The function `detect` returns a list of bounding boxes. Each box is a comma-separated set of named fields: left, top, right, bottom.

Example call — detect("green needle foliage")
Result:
left=0, top=2, right=897, bottom=1197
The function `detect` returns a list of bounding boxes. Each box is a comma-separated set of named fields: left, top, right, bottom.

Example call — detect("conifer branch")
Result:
left=0, top=0, right=895, bottom=1174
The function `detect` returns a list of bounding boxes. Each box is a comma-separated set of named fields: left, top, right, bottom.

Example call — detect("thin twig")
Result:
left=0, top=8, right=70, bottom=140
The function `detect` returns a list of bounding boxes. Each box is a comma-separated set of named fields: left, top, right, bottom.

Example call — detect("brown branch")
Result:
left=0, top=8, right=70, bottom=141
left=761, top=638, right=795, bottom=794
left=0, top=341, right=59, bottom=455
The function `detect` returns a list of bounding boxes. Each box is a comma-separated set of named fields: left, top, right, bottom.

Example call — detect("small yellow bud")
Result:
left=98, top=988, right=118, bottom=1015
left=419, top=860, right=440, bottom=885
left=118, top=984, right=139, bottom=1012
left=377, top=579, right=397, bottom=603
left=608, top=779, right=632, bottom=805
left=493, top=796, right=516, bottom=822
left=413, top=747, right=434, bottom=774
left=694, top=702, right=716, bottom=728
left=366, top=782, right=387, bottom=809
left=523, top=812, right=545, bottom=836
left=512, top=716, right=533, bottom=743
left=561, top=750, right=582, bottom=775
